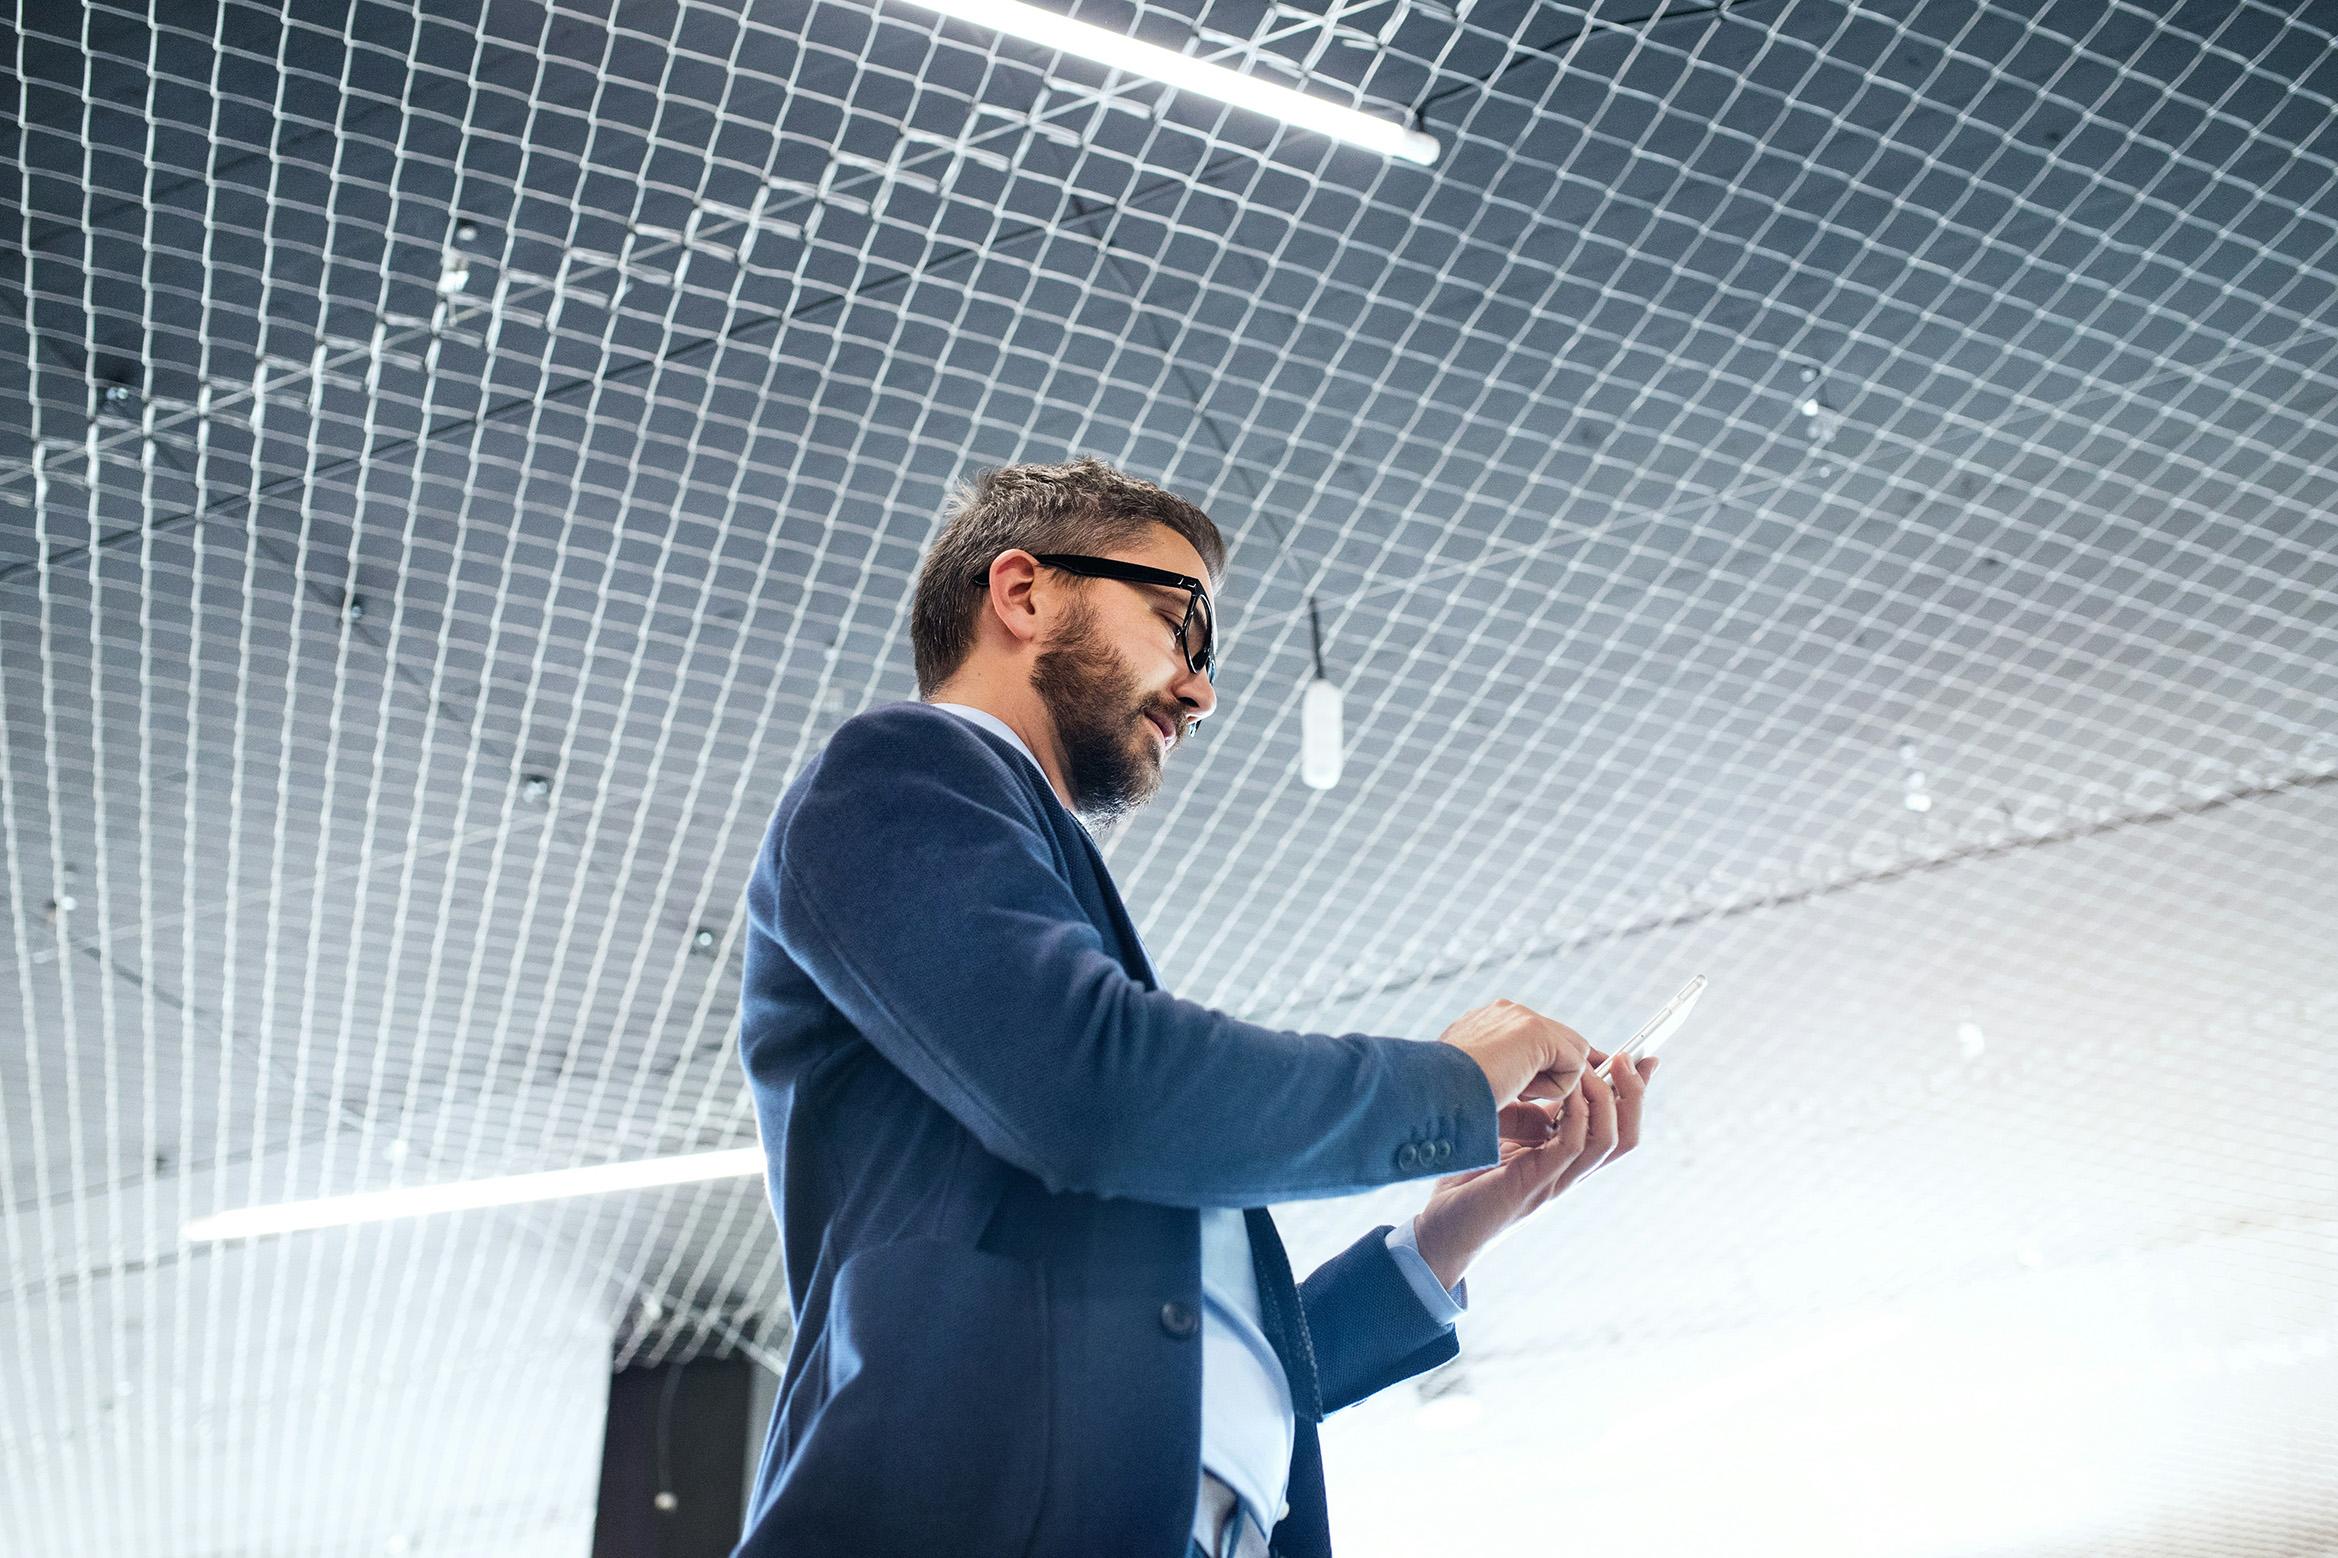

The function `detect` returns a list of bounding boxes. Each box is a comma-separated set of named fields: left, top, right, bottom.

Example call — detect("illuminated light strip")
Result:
left=888, top=0, right=1442, bottom=165
left=183, top=1147, right=766, bottom=1242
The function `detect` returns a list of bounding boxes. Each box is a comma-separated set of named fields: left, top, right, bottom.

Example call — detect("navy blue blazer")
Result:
left=735, top=700, right=1501, bottom=1558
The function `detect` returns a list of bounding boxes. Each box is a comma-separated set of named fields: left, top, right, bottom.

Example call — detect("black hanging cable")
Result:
left=653, top=1351, right=684, bottom=1511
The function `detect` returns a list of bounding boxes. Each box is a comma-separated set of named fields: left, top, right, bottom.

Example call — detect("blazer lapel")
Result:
left=1063, top=806, right=1328, bottom=1426
left=1244, top=1207, right=1325, bottom=1424
left=1063, top=824, right=1161, bottom=989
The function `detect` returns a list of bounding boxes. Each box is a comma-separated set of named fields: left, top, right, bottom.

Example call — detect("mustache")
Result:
left=1148, top=705, right=1196, bottom=742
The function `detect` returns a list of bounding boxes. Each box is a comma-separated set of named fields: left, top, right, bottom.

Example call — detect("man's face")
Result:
left=1028, top=533, right=1218, bottom=829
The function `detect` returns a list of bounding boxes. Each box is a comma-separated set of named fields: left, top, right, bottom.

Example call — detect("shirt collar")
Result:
left=926, top=701, right=1044, bottom=779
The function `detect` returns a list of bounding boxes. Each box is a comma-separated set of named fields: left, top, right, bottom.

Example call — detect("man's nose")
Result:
left=1172, top=660, right=1216, bottom=722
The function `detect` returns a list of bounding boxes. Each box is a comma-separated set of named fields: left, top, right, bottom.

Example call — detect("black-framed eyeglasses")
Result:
left=975, top=552, right=1217, bottom=682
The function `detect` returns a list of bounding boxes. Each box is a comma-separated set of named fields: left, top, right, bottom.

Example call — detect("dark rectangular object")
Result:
left=592, top=1354, right=755, bottom=1558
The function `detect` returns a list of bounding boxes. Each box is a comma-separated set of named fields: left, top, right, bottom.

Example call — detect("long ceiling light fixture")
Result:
left=891, top=0, right=1443, bottom=165
left=183, top=1147, right=765, bottom=1242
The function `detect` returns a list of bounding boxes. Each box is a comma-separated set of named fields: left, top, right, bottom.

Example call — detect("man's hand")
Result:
left=1410, top=1049, right=1659, bottom=1291
left=1436, top=998, right=1593, bottom=1110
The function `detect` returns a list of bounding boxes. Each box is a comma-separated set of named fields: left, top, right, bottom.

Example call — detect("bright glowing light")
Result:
left=183, top=1147, right=765, bottom=1241
left=1417, top=1392, right=1483, bottom=1432
left=1589, top=1310, right=1915, bottom=1457
left=887, top=0, right=1441, bottom=165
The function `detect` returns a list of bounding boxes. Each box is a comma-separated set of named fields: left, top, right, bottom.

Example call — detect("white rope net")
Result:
left=5, top=0, right=2335, bottom=1553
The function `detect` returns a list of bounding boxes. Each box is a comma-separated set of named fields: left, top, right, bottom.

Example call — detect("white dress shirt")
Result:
left=926, top=702, right=1466, bottom=1542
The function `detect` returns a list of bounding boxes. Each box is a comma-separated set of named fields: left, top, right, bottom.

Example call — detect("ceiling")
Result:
left=4, top=0, right=2335, bottom=1553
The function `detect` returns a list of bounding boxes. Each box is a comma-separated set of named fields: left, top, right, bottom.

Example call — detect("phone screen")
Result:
left=1592, top=974, right=1706, bottom=1084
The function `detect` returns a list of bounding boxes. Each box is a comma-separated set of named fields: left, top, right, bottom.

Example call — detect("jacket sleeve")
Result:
left=1299, top=1225, right=1465, bottom=1414
left=760, top=704, right=1499, bottom=1208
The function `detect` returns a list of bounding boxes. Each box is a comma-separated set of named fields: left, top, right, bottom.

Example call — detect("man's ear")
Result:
left=983, top=549, right=1046, bottom=647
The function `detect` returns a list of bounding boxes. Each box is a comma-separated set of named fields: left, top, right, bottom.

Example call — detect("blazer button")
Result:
left=1394, top=1143, right=1419, bottom=1171
left=1434, top=1140, right=1452, bottom=1163
left=1159, top=1300, right=1199, bottom=1338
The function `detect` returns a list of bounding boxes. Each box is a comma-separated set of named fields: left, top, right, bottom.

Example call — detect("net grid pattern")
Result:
left=4, top=0, right=2335, bottom=1554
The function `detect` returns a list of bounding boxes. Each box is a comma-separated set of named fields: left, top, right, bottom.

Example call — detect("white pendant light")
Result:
left=1301, top=596, right=1345, bottom=791
left=887, top=0, right=1441, bottom=165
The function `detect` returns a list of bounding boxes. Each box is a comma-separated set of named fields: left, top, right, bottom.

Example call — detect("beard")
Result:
left=1029, top=594, right=1169, bottom=830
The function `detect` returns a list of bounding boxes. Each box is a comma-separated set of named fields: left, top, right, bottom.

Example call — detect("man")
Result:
left=736, top=457, right=1657, bottom=1558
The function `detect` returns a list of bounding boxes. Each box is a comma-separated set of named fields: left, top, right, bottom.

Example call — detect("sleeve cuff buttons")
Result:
left=1394, top=1139, right=1454, bottom=1171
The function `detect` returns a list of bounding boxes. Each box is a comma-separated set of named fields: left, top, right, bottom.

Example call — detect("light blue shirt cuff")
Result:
left=1384, top=1218, right=1468, bottom=1326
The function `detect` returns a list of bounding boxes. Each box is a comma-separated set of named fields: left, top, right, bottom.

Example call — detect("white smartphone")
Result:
left=1590, top=974, right=1706, bottom=1086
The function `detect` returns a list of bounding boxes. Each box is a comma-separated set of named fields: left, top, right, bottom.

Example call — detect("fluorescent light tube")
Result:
left=183, top=1146, right=765, bottom=1242
left=890, top=0, right=1441, bottom=165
